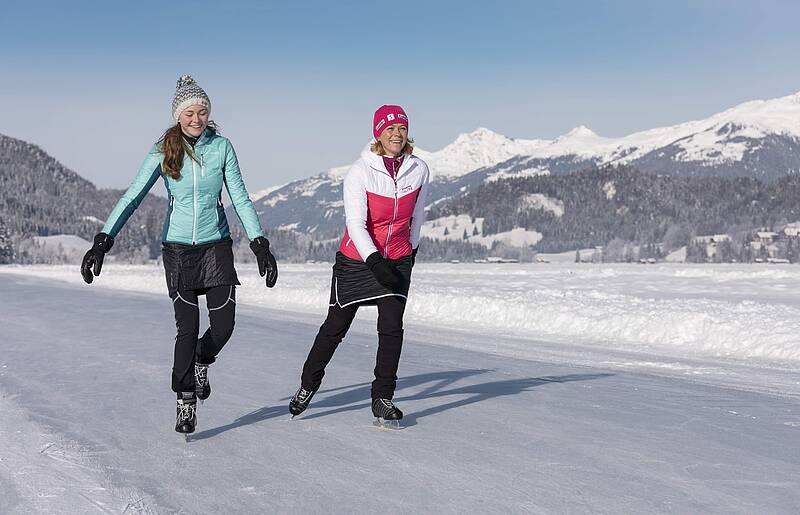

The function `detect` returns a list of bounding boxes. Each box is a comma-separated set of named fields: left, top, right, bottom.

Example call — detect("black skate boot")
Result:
left=372, top=398, right=403, bottom=429
left=195, top=362, right=211, bottom=402
left=175, top=392, right=197, bottom=438
left=288, top=386, right=317, bottom=418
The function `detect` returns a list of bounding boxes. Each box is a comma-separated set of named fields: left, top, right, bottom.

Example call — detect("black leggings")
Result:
left=301, top=296, right=406, bottom=400
left=170, top=285, right=236, bottom=394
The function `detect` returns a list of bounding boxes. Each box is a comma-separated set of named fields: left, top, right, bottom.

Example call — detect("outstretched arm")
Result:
left=102, top=148, right=162, bottom=238
left=222, top=140, right=265, bottom=240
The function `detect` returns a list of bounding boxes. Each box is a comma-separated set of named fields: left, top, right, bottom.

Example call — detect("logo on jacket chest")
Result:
left=398, top=184, right=414, bottom=195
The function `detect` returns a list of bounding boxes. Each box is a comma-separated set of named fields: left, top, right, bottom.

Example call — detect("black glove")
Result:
left=80, top=232, right=114, bottom=284
left=412, top=247, right=419, bottom=267
left=365, top=252, right=403, bottom=289
left=249, top=236, right=278, bottom=288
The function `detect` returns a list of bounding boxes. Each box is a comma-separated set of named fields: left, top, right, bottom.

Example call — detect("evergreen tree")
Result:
left=0, top=217, right=14, bottom=264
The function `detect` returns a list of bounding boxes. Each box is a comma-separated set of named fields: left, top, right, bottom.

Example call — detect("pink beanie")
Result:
left=373, top=105, right=409, bottom=140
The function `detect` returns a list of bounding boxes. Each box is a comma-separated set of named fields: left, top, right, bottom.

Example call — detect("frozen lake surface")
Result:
left=0, top=264, right=798, bottom=513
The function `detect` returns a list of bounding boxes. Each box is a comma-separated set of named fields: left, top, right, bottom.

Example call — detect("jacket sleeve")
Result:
left=222, top=139, right=265, bottom=240
left=409, top=162, right=430, bottom=249
left=101, top=147, right=162, bottom=238
left=343, top=161, right=379, bottom=260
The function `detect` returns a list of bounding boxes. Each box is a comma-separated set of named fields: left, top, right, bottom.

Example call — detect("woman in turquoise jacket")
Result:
left=80, top=76, right=278, bottom=435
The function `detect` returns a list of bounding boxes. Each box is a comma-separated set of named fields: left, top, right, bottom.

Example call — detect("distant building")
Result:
left=782, top=222, right=800, bottom=238
left=757, top=231, right=779, bottom=243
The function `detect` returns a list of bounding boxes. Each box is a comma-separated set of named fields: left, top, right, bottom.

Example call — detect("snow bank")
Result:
left=3, top=263, right=799, bottom=363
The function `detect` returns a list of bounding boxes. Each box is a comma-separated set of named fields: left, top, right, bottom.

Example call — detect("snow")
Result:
left=413, top=127, right=548, bottom=178
left=470, top=227, right=543, bottom=248
left=1, top=266, right=800, bottom=513
left=81, top=216, right=105, bottom=225
left=484, top=165, right=550, bottom=182
left=4, top=262, right=800, bottom=364
left=261, top=192, right=287, bottom=207
left=421, top=214, right=483, bottom=241
left=602, top=181, right=616, bottom=200
left=536, top=250, right=581, bottom=263
left=448, top=91, right=800, bottom=170
left=249, top=183, right=288, bottom=202
left=665, top=246, right=687, bottom=263
left=251, top=91, right=800, bottom=201
left=421, top=216, right=542, bottom=248
left=517, top=193, right=564, bottom=217
left=32, top=234, right=91, bottom=253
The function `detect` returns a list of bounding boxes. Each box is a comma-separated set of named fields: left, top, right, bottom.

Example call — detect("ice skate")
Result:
left=175, top=392, right=197, bottom=439
left=372, top=398, right=403, bottom=429
left=289, top=386, right=317, bottom=418
left=195, top=362, right=211, bottom=402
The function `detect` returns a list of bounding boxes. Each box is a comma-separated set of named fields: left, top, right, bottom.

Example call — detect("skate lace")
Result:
left=296, top=388, right=313, bottom=403
left=195, top=364, right=208, bottom=386
left=177, top=401, right=196, bottom=423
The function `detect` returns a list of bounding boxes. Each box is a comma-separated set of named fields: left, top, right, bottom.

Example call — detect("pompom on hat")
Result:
left=172, top=75, right=211, bottom=121
left=373, top=105, right=409, bottom=140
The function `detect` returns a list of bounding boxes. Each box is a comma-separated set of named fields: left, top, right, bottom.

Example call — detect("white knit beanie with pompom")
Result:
left=171, top=75, right=211, bottom=122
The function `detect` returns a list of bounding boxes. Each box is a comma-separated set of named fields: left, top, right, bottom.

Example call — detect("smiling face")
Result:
left=178, top=105, right=209, bottom=138
left=378, top=123, right=409, bottom=157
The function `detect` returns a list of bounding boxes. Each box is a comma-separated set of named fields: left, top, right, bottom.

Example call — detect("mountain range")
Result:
left=2, top=90, right=799, bottom=263
left=247, top=91, right=800, bottom=243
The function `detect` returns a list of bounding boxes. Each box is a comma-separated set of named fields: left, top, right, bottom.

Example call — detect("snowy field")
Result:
left=4, top=262, right=800, bottom=364
left=1, top=264, right=799, bottom=513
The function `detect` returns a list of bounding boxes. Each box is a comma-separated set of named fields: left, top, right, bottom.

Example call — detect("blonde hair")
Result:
left=370, top=138, right=414, bottom=156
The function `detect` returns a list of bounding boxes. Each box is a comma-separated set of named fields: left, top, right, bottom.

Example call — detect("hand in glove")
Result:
left=80, top=233, right=114, bottom=284
left=411, top=247, right=419, bottom=267
left=249, top=236, right=278, bottom=288
left=365, top=252, right=403, bottom=289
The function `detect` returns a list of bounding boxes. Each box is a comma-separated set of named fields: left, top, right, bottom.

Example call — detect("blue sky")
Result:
left=1, top=0, right=799, bottom=192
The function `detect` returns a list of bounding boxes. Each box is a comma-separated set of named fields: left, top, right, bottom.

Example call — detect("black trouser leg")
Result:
left=170, top=289, right=200, bottom=395
left=197, top=285, right=236, bottom=365
left=301, top=304, right=358, bottom=391
left=372, top=296, right=406, bottom=400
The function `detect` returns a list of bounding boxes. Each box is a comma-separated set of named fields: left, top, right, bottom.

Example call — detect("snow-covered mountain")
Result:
left=247, top=128, right=545, bottom=238
left=494, top=90, right=800, bottom=181
left=247, top=90, right=800, bottom=238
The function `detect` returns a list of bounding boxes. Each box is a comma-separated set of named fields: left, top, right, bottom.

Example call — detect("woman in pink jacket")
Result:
left=289, top=105, right=430, bottom=427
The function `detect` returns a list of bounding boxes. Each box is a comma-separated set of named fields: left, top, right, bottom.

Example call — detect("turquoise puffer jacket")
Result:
left=102, top=129, right=264, bottom=245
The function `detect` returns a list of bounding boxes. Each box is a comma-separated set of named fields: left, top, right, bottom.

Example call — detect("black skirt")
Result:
left=162, top=238, right=240, bottom=296
left=329, top=251, right=412, bottom=307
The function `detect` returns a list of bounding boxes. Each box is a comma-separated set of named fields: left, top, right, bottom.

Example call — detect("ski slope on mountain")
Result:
left=1, top=267, right=799, bottom=514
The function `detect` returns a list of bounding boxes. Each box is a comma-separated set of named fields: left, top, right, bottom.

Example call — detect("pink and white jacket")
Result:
left=339, top=145, right=430, bottom=261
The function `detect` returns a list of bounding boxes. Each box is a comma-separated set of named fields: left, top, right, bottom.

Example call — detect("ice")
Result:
left=1, top=266, right=799, bottom=513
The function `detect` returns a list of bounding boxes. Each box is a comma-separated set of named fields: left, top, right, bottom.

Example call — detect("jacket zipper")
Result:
left=192, top=159, right=198, bottom=244
left=168, top=196, right=176, bottom=237
left=383, top=161, right=399, bottom=257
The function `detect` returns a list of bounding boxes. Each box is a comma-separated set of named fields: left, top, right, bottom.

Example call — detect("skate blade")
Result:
left=373, top=418, right=402, bottom=430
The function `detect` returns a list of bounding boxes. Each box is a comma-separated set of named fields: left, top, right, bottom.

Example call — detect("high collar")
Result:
left=182, top=128, right=212, bottom=148
left=182, top=133, right=199, bottom=148
left=360, top=142, right=413, bottom=176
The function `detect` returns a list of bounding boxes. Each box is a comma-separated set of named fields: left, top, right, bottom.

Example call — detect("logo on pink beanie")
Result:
left=373, top=105, right=409, bottom=140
